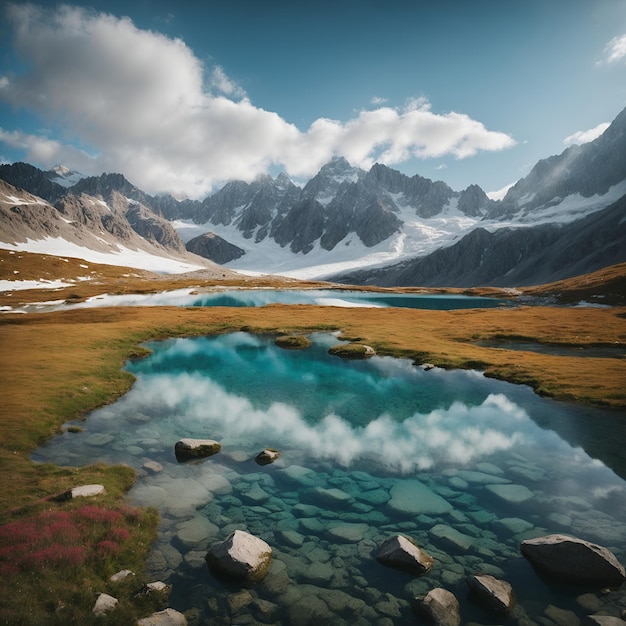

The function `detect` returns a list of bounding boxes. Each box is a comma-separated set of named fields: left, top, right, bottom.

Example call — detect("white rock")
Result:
left=206, top=529, right=272, bottom=584
left=110, top=569, right=134, bottom=582
left=92, top=592, right=118, bottom=615
left=69, top=484, right=106, bottom=498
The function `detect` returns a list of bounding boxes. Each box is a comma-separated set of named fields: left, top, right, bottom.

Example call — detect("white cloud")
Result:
left=563, top=122, right=610, bottom=146
left=370, top=96, right=388, bottom=106
left=0, top=4, right=516, bottom=198
left=600, top=33, right=626, bottom=64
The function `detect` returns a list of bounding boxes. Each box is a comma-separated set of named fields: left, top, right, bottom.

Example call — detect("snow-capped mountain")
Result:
left=0, top=104, right=624, bottom=285
left=0, top=176, right=224, bottom=274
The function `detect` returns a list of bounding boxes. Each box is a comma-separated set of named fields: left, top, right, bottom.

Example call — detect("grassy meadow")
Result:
left=0, top=250, right=625, bottom=623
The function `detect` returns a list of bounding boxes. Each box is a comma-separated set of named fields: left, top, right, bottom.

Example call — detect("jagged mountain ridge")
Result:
left=0, top=177, right=220, bottom=273
left=0, top=104, right=624, bottom=283
left=331, top=194, right=626, bottom=288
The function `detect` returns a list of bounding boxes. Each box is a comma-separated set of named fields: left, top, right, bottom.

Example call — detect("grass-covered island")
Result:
left=1, top=251, right=625, bottom=624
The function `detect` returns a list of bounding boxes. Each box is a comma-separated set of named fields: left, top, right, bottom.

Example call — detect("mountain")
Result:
left=487, top=105, right=626, bottom=221
left=0, top=177, right=222, bottom=274
left=1, top=105, right=624, bottom=284
left=330, top=194, right=626, bottom=287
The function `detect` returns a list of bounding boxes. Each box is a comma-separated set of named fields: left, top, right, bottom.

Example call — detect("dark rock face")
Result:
left=185, top=232, right=245, bottom=264
left=0, top=162, right=66, bottom=204
left=488, top=106, right=626, bottom=220
left=126, top=202, right=186, bottom=253
left=332, top=193, right=626, bottom=287
left=520, top=534, right=626, bottom=588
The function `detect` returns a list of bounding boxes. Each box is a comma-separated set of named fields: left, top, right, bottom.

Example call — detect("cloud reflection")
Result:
left=122, top=372, right=525, bottom=473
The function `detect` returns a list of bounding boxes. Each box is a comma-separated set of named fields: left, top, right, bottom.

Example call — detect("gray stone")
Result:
left=582, top=616, right=626, bottom=626
left=326, top=523, right=368, bottom=543
left=468, top=574, right=515, bottom=614
left=206, top=530, right=272, bottom=584
left=109, top=569, right=134, bottom=582
left=92, top=592, right=118, bottom=615
left=358, top=488, right=390, bottom=505
left=414, top=588, right=460, bottom=626
left=388, top=480, right=452, bottom=516
left=66, top=484, right=106, bottom=499
left=174, top=438, right=221, bottom=462
left=143, top=461, right=163, bottom=473
left=376, top=535, right=434, bottom=575
left=486, top=483, right=534, bottom=504
left=277, top=529, right=305, bottom=548
left=301, top=561, right=335, bottom=585
left=137, top=608, right=188, bottom=626
left=498, top=517, right=534, bottom=534
left=85, top=433, right=115, bottom=446
left=430, top=524, right=474, bottom=551
left=457, top=470, right=511, bottom=484
left=279, top=465, right=317, bottom=487
left=545, top=604, right=581, bottom=626
left=240, top=484, right=270, bottom=505
left=175, top=516, right=219, bottom=548
left=521, top=534, right=626, bottom=587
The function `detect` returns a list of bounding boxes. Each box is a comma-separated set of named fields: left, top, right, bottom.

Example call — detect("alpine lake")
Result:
left=32, top=293, right=626, bottom=625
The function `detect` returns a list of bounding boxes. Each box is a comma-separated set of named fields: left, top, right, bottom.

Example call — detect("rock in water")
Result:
left=413, top=588, right=460, bottom=626
left=521, top=534, right=626, bottom=587
left=174, top=438, right=221, bottom=462
left=206, top=530, right=272, bottom=585
left=255, top=448, right=280, bottom=465
left=376, top=535, right=434, bottom=574
left=468, top=574, right=515, bottom=614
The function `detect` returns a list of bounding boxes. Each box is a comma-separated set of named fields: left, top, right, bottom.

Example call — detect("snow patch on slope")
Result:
left=0, top=237, right=207, bottom=274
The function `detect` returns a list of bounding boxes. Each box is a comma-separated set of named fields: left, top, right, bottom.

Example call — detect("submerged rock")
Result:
left=521, top=534, right=626, bottom=587
left=388, top=480, right=452, bottom=516
left=413, top=588, right=460, bottom=626
left=174, top=438, right=221, bottom=462
left=206, top=530, right=272, bottom=585
left=468, top=574, right=515, bottom=614
left=376, top=535, right=434, bottom=575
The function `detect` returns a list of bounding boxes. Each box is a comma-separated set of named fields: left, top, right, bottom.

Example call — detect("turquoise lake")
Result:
left=32, top=332, right=626, bottom=625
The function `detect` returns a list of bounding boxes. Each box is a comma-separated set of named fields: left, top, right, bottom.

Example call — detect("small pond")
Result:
left=19, top=288, right=508, bottom=312
left=32, top=332, right=626, bottom=625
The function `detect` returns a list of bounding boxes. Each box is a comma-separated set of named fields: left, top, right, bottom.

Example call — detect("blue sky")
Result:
left=0, top=0, right=625, bottom=199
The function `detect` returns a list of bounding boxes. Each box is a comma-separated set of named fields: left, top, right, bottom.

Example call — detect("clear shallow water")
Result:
left=32, top=332, right=626, bottom=625
left=18, top=288, right=508, bottom=312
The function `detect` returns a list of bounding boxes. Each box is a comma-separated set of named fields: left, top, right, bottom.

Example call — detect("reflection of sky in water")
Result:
left=19, top=288, right=506, bottom=312
left=31, top=332, right=626, bottom=624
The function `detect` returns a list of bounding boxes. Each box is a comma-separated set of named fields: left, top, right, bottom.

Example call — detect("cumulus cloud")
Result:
left=599, top=33, right=626, bottom=65
left=0, top=4, right=515, bottom=198
left=563, top=121, right=610, bottom=146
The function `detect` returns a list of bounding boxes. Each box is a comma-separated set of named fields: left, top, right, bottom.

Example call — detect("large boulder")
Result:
left=206, top=530, right=272, bottom=585
left=468, top=574, right=515, bottom=614
left=174, top=438, right=221, bottom=462
left=521, top=534, right=626, bottom=587
left=413, top=588, right=460, bottom=626
left=376, top=535, right=434, bottom=575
